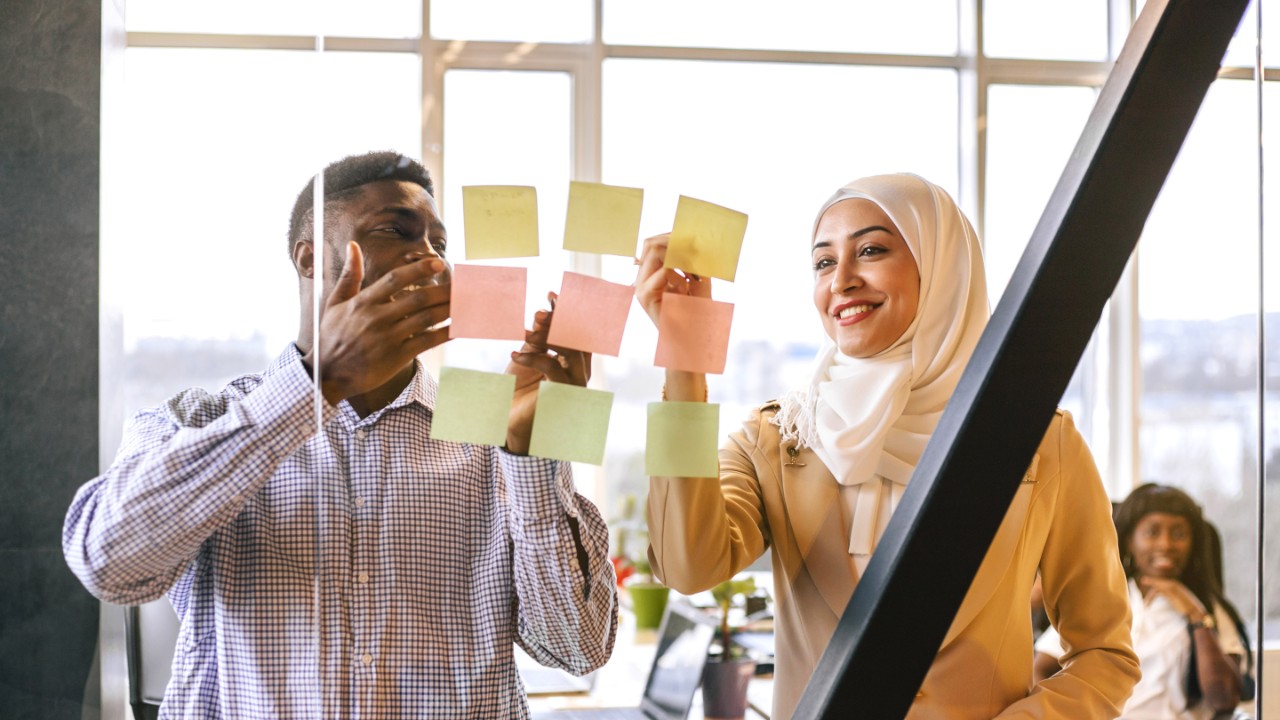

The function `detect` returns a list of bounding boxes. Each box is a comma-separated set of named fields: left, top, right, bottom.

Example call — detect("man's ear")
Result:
left=292, top=240, right=315, bottom=279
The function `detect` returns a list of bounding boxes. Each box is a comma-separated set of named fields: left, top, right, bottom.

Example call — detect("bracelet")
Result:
left=1188, top=614, right=1217, bottom=631
left=661, top=383, right=709, bottom=402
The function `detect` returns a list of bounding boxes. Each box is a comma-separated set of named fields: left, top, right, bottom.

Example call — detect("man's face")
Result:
left=319, top=179, right=451, bottom=299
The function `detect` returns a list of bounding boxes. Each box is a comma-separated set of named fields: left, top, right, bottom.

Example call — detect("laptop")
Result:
left=531, top=599, right=717, bottom=720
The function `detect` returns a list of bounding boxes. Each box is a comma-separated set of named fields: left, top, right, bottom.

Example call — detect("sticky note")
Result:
left=429, top=367, right=516, bottom=447
left=449, top=264, right=527, bottom=341
left=462, top=185, right=539, bottom=259
left=646, top=401, right=720, bottom=477
left=562, top=181, right=644, bottom=257
left=528, top=382, right=613, bottom=465
left=664, top=195, right=748, bottom=282
left=654, top=293, right=734, bottom=374
left=546, top=272, right=634, bottom=356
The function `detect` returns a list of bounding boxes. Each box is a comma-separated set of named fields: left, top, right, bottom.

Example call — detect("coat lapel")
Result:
left=779, top=444, right=857, bottom=618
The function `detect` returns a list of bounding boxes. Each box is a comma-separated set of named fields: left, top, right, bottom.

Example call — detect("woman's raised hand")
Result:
left=634, top=233, right=711, bottom=327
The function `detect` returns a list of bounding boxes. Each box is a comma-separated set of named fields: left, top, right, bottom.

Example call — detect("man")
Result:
left=64, top=151, right=618, bottom=718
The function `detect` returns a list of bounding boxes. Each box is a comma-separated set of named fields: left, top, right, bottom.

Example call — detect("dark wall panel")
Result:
left=0, top=0, right=103, bottom=715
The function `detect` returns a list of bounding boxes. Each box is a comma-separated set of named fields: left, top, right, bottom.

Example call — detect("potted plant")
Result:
left=702, top=576, right=761, bottom=720
left=625, top=557, right=670, bottom=632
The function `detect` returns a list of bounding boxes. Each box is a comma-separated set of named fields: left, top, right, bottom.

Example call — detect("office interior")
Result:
left=1, top=0, right=1276, bottom=717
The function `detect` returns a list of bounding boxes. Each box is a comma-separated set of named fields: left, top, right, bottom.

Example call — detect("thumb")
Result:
left=329, top=241, right=364, bottom=305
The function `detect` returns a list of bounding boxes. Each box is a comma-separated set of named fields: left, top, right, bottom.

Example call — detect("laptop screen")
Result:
left=638, top=601, right=716, bottom=720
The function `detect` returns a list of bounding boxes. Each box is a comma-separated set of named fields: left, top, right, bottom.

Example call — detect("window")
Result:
left=105, top=9, right=1277, bottom=712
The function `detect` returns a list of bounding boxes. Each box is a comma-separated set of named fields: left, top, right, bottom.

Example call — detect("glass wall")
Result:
left=98, top=0, right=1274, bottom=717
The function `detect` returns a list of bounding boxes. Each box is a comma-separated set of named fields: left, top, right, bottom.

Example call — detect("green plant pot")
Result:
left=627, top=583, right=670, bottom=630
left=701, top=656, right=757, bottom=720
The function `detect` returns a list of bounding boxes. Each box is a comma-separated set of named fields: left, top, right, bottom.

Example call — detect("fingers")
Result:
left=403, top=325, right=451, bottom=355
left=329, top=242, right=365, bottom=306
left=635, top=234, right=671, bottom=287
left=509, top=348, right=592, bottom=386
left=389, top=301, right=451, bottom=340
left=369, top=256, right=450, bottom=304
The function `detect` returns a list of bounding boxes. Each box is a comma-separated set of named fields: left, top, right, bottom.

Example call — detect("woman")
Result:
left=1034, top=483, right=1246, bottom=718
left=636, top=174, right=1139, bottom=718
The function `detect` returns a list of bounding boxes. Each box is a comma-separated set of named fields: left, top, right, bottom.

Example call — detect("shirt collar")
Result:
left=271, top=344, right=438, bottom=414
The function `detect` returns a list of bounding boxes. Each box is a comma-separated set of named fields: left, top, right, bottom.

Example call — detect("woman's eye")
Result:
left=859, top=245, right=887, bottom=258
left=813, top=257, right=835, bottom=271
left=431, top=239, right=448, bottom=256
left=379, top=226, right=405, bottom=236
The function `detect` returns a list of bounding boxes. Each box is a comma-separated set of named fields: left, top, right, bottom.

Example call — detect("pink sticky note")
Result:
left=449, top=264, right=527, bottom=341
left=546, top=272, right=634, bottom=356
left=654, top=294, right=734, bottom=374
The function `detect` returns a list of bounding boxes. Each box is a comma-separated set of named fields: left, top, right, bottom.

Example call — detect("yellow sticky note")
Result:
left=646, top=402, right=720, bottom=478
left=563, top=181, right=644, bottom=257
left=462, top=185, right=539, bottom=259
left=665, top=195, right=748, bottom=282
left=429, top=368, right=516, bottom=447
left=528, top=382, right=613, bottom=465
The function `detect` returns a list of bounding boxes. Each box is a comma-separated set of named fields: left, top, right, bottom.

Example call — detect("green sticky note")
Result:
left=528, top=382, right=614, bottom=465
left=646, top=402, right=720, bottom=477
left=665, top=195, right=748, bottom=282
left=563, top=181, right=644, bottom=257
left=429, top=367, right=516, bottom=447
left=462, top=185, right=539, bottom=259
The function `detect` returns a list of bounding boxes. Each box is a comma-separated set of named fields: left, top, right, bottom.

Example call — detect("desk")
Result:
left=526, top=601, right=773, bottom=719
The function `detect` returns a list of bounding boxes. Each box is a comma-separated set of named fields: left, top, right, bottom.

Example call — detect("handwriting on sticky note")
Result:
left=429, top=368, right=516, bottom=447
left=664, top=195, right=748, bottom=282
left=449, top=264, right=527, bottom=341
left=546, top=271, right=633, bottom=356
left=646, top=401, right=720, bottom=477
left=654, top=293, right=734, bottom=374
left=563, top=181, right=644, bottom=257
left=528, top=381, right=613, bottom=465
left=463, top=185, right=539, bottom=259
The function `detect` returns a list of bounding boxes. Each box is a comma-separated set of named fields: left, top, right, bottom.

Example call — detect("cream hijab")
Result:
left=772, top=174, right=989, bottom=557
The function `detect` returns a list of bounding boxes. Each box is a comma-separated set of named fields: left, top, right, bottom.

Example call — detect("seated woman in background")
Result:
left=1034, top=483, right=1246, bottom=719
left=636, top=173, right=1138, bottom=718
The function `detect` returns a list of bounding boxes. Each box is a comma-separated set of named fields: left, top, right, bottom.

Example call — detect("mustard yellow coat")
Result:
left=647, top=406, right=1139, bottom=719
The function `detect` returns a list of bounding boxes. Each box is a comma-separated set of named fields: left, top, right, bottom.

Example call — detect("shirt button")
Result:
left=355, top=497, right=366, bottom=508
left=355, top=429, right=369, bottom=440
left=357, top=572, right=370, bottom=584
left=361, top=653, right=373, bottom=666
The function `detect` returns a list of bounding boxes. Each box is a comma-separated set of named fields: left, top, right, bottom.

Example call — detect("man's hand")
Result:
left=301, top=241, right=451, bottom=405
left=504, top=293, right=592, bottom=455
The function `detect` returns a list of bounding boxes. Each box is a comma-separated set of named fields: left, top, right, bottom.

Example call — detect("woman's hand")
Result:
left=634, top=233, right=711, bottom=327
left=634, top=233, right=712, bottom=403
left=504, top=293, right=593, bottom=455
left=1137, top=576, right=1208, bottom=621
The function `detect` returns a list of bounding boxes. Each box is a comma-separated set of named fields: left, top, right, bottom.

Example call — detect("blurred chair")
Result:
left=123, top=598, right=178, bottom=720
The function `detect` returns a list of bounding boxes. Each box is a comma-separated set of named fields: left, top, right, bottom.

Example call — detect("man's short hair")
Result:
left=287, top=151, right=434, bottom=253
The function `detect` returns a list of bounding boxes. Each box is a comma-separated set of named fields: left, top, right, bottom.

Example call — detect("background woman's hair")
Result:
left=1113, top=482, right=1218, bottom=612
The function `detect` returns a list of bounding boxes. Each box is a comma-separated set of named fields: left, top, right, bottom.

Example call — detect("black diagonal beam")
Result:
left=794, top=0, right=1250, bottom=717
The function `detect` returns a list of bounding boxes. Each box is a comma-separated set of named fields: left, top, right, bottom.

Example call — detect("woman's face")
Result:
left=812, top=198, right=921, bottom=358
left=1128, top=511, right=1194, bottom=580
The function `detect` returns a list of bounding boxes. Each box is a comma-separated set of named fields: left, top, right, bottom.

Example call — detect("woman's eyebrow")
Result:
left=812, top=224, right=894, bottom=249
left=850, top=224, right=893, bottom=239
